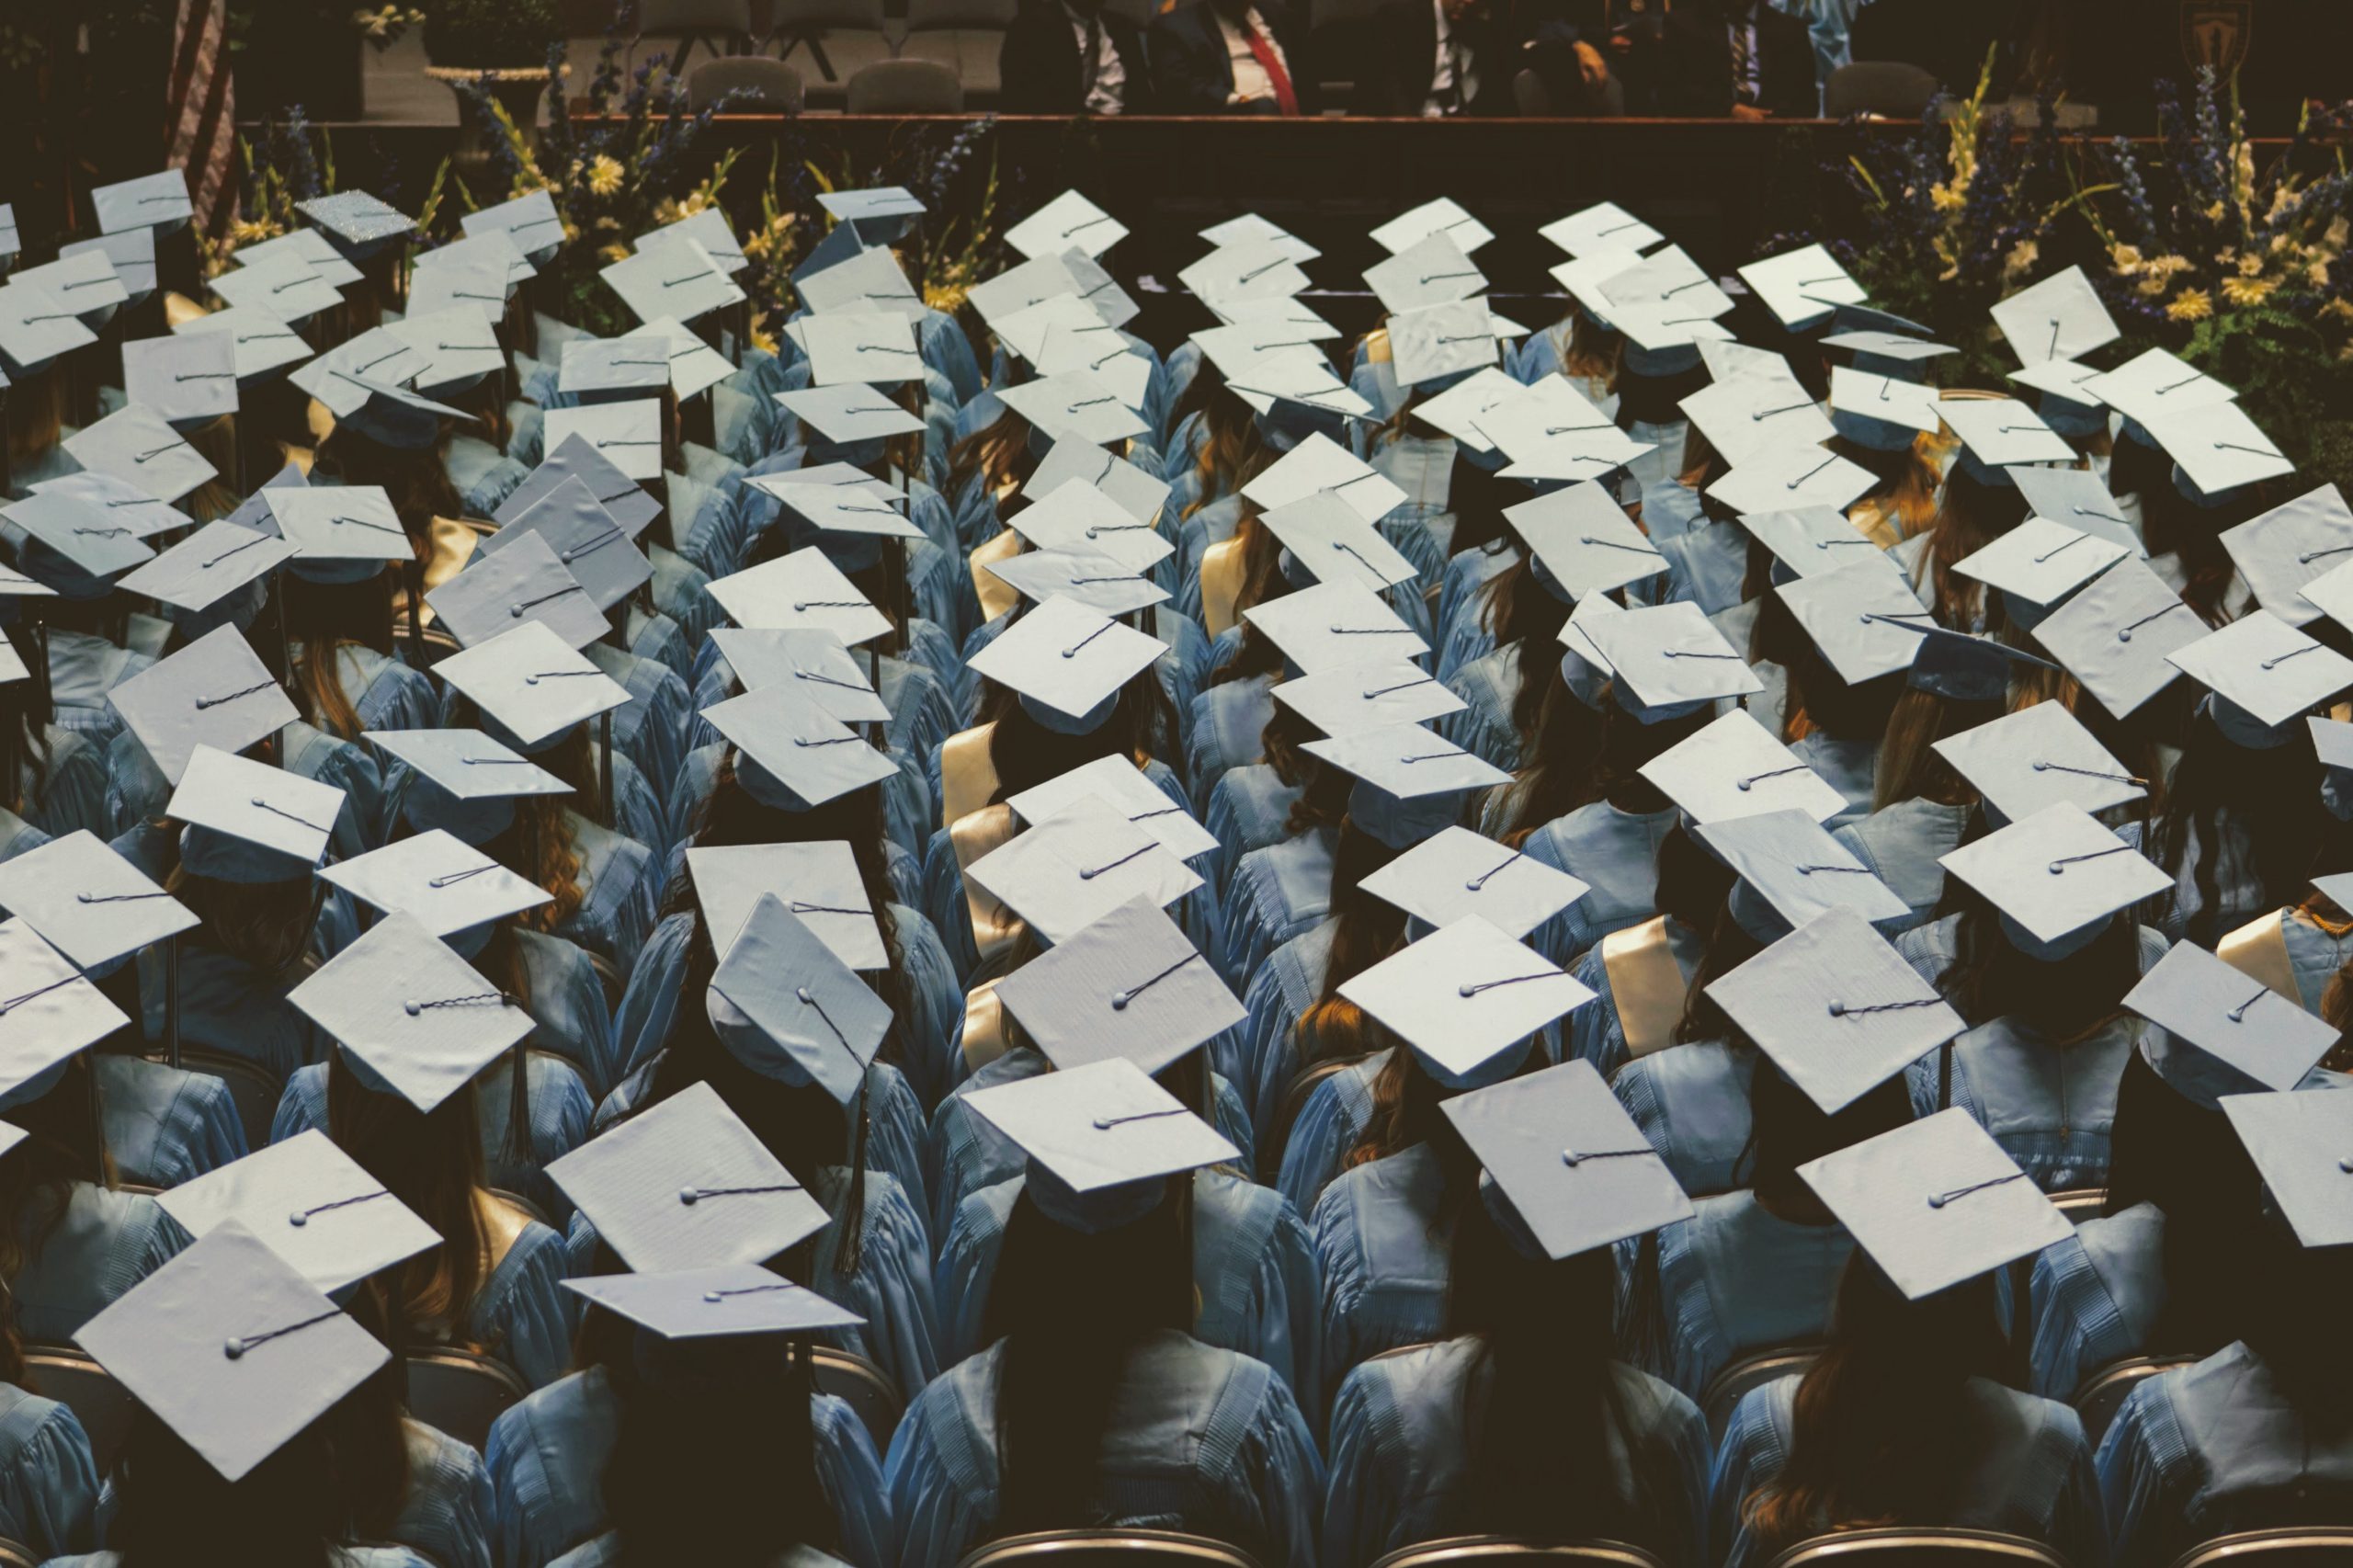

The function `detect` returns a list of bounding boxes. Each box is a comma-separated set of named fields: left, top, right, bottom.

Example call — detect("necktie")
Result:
left=1242, top=18, right=1301, bottom=116
left=1079, top=14, right=1102, bottom=105
left=1729, top=17, right=1755, bottom=106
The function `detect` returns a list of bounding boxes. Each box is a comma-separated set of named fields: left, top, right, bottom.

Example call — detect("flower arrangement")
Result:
left=2081, top=68, right=2353, bottom=470
left=351, top=6, right=426, bottom=51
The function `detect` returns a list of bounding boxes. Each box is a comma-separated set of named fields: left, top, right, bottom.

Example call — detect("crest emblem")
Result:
left=2181, top=2, right=2253, bottom=75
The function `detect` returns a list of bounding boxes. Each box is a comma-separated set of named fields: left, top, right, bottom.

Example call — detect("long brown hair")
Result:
left=2148, top=706, right=2325, bottom=948
left=1290, top=818, right=1412, bottom=1067
left=279, top=575, right=398, bottom=742
left=1871, top=686, right=1994, bottom=812
left=944, top=405, right=1033, bottom=506
left=166, top=868, right=320, bottom=977
left=1833, top=434, right=1942, bottom=542
left=1181, top=393, right=1272, bottom=521
left=976, top=664, right=1179, bottom=801
left=1470, top=560, right=1574, bottom=752
left=1921, top=465, right=2029, bottom=633
left=309, top=426, right=467, bottom=560
left=324, top=1054, right=494, bottom=1338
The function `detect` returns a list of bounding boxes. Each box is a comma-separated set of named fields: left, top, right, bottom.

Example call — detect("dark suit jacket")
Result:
left=999, top=0, right=1152, bottom=114
left=1149, top=0, right=1317, bottom=114
left=1636, top=0, right=1816, bottom=118
left=1358, top=0, right=1524, bottom=116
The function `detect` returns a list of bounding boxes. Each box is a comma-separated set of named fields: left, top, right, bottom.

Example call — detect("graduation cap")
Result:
left=264, top=486, right=410, bottom=584
left=542, top=399, right=664, bottom=482
left=63, top=403, right=217, bottom=506
left=155, top=1131, right=438, bottom=1294
left=2125, top=940, right=2340, bottom=1096
left=368, top=727, right=570, bottom=846
left=688, top=840, right=884, bottom=971
left=995, top=370, right=1150, bottom=447
left=169, top=746, right=341, bottom=885
left=1953, top=518, right=2129, bottom=631
left=700, top=682, right=899, bottom=810
left=707, top=547, right=893, bottom=647
left=553, top=338, right=671, bottom=404
left=1240, top=431, right=1405, bottom=526
left=1932, top=699, right=2146, bottom=824
left=965, top=796, right=1202, bottom=945
left=2147, top=400, right=2294, bottom=500
left=477, top=475, right=652, bottom=614
left=2026, top=557, right=2203, bottom=719
left=1738, top=244, right=1868, bottom=332
left=1826, top=365, right=1941, bottom=452
left=1735, top=506, right=1879, bottom=582
left=1370, top=197, right=1493, bottom=256
left=966, top=595, right=1165, bottom=733
left=1445, top=1058, right=1693, bottom=1259
left=994, top=896, right=1239, bottom=1076
left=1709, top=905, right=1962, bottom=1113
left=0, top=282, right=98, bottom=374
left=2007, top=358, right=2110, bottom=434
left=1026, top=437, right=1171, bottom=529
left=2167, top=610, right=2353, bottom=730
left=601, top=238, right=745, bottom=324
left=1705, top=441, right=1876, bottom=517
left=297, top=190, right=415, bottom=258
left=623, top=317, right=734, bottom=401
left=2086, top=347, right=2234, bottom=430
left=1006, top=190, right=1127, bottom=260
left=1639, top=708, right=1847, bottom=826
left=819, top=184, right=926, bottom=244
left=1695, top=809, right=1910, bottom=943
left=563, top=1267, right=863, bottom=1341
left=983, top=544, right=1165, bottom=618
left=546, top=1079, right=831, bottom=1273
left=328, top=377, right=470, bottom=453
left=1199, top=210, right=1319, bottom=262
left=1364, top=231, right=1486, bottom=316
left=1940, top=397, right=2074, bottom=477
left=404, top=255, right=518, bottom=332
left=1004, top=753, right=1218, bottom=863
left=1680, top=372, right=1834, bottom=467
left=1388, top=300, right=1498, bottom=390
left=18, top=248, right=130, bottom=323
left=1583, top=602, right=1763, bottom=722
left=5, top=488, right=158, bottom=585
left=289, top=913, right=533, bottom=1111
left=435, top=619, right=631, bottom=752
left=1799, top=1107, right=2073, bottom=1300
left=1268, top=658, right=1466, bottom=739
left=1242, top=579, right=1428, bottom=676
left=800, top=310, right=926, bottom=388
left=494, top=435, right=663, bottom=537
left=1991, top=266, right=2119, bottom=367
left=1938, top=802, right=2169, bottom=960
left=2217, top=1089, right=2353, bottom=1250
left=123, top=526, right=289, bottom=622
left=210, top=250, right=341, bottom=321
left=460, top=188, right=567, bottom=258
left=1503, top=483, right=1666, bottom=601
left=74, top=1222, right=392, bottom=1483
left=1409, top=368, right=1527, bottom=455
left=93, top=170, right=192, bottom=234
left=319, top=831, right=551, bottom=940
left=706, top=628, right=889, bottom=724
left=707, top=894, right=890, bottom=1104
left=1007, top=477, right=1171, bottom=574
left=0, top=916, right=130, bottom=1108
left=968, top=1055, right=1237, bottom=1233
left=632, top=206, right=748, bottom=275
left=1772, top=553, right=1934, bottom=684
left=1178, top=237, right=1311, bottom=308
left=120, top=331, right=239, bottom=427
left=427, top=532, right=606, bottom=651
left=1341, top=915, right=1594, bottom=1090
left=1302, top=721, right=1507, bottom=807
left=1259, top=493, right=1417, bottom=594
left=795, top=234, right=922, bottom=321
left=774, top=383, right=927, bottom=448
left=1357, top=824, right=1588, bottom=940
left=107, top=627, right=295, bottom=786
left=1539, top=201, right=1661, bottom=258
left=2218, top=484, right=2353, bottom=630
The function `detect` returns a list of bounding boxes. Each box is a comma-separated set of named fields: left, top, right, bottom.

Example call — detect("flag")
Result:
left=166, top=0, right=237, bottom=234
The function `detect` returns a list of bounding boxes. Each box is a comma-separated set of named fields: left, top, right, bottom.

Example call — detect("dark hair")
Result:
left=279, top=574, right=398, bottom=742
left=1922, top=464, right=2029, bottom=634
left=2149, top=707, right=2324, bottom=947
left=975, top=662, right=1179, bottom=802
left=1739, top=1063, right=1913, bottom=1215
left=0, top=1053, right=112, bottom=1280
left=2103, top=1048, right=2263, bottom=1352
left=1873, top=685, right=1996, bottom=812
left=324, top=1055, right=494, bottom=1346
left=1933, top=899, right=2143, bottom=1036
left=1471, top=560, right=1574, bottom=752
left=1491, top=659, right=1606, bottom=848
left=0, top=622, right=53, bottom=817
left=1290, top=817, right=1411, bottom=1066
left=165, top=866, right=321, bottom=980
left=943, top=405, right=1036, bottom=510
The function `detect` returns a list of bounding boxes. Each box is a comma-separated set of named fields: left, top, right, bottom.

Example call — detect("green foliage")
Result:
left=2177, top=304, right=2353, bottom=487
left=425, top=0, right=562, bottom=68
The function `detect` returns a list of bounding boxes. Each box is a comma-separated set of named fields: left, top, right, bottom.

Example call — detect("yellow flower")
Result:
left=651, top=199, right=682, bottom=227
left=2329, top=218, right=2351, bottom=250
left=585, top=156, right=624, bottom=197
left=742, top=229, right=771, bottom=261
left=2323, top=298, right=2353, bottom=324
left=2309, top=258, right=2332, bottom=288
left=2166, top=288, right=2213, bottom=323
left=2137, top=276, right=2167, bottom=297
left=597, top=243, right=630, bottom=265
left=2220, top=275, right=2275, bottom=306
left=2003, top=240, right=2040, bottom=278
left=2109, top=244, right=2143, bottom=275
left=1929, top=183, right=1966, bottom=212
left=2203, top=200, right=2225, bottom=221
left=2237, top=251, right=2265, bottom=277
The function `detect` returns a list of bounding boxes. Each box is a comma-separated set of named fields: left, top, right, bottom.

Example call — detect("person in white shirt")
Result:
left=1152, top=0, right=1313, bottom=115
left=1000, top=0, right=1145, bottom=114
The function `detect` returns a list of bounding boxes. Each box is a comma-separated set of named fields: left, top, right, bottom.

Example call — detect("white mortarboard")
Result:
left=18, top=249, right=131, bottom=321
left=546, top=1079, right=830, bottom=1273
left=1584, top=602, right=1764, bottom=714
left=1492, top=418, right=1656, bottom=487
left=1006, top=753, right=1218, bottom=863
left=289, top=334, right=426, bottom=418
left=2167, top=610, right=2353, bottom=728
left=707, top=895, right=889, bottom=1103
left=2220, top=484, right=2353, bottom=630
left=0, top=917, right=129, bottom=1104
left=632, top=206, right=748, bottom=274
left=555, top=336, right=673, bottom=401
left=1709, top=905, right=1961, bottom=1112
left=2027, top=557, right=2203, bottom=718
left=168, top=745, right=340, bottom=881
left=819, top=184, right=926, bottom=241
left=74, top=1222, right=392, bottom=1483
left=1540, top=201, right=1660, bottom=258
left=994, top=896, right=1239, bottom=1075
left=1442, top=1058, right=1693, bottom=1260
left=1410, top=367, right=1526, bottom=453
left=0, top=282, right=97, bottom=372
left=1826, top=365, right=1943, bottom=436
left=116, top=523, right=291, bottom=615
left=983, top=545, right=1165, bottom=617
left=707, top=547, right=892, bottom=647
left=600, top=238, right=745, bottom=324
left=1030, top=318, right=1152, bottom=412
left=700, top=683, right=899, bottom=808
left=1699, top=339, right=1800, bottom=384
left=290, top=913, right=532, bottom=1111
left=209, top=250, right=340, bottom=320
left=120, top=331, right=238, bottom=425
left=1370, top=197, right=1493, bottom=256
left=799, top=311, right=925, bottom=388
left=1199, top=211, right=1319, bottom=262
left=755, top=478, right=924, bottom=545
left=460, top=188, right=566, bottom=256
left=1299, top=723, right=1510, bottom=802
left=0, top=830, right=197, bottom=970
left=265, top=485, right=411, bottom=566
left=232, top=227, right=363, bottom=289
left=366, top=728, right=568, bottom=806
left=2007, top=356, right=2109, bottom=409
left=1363, top=232, right=1486, bottom=315
left=1260, top=492, right=1417, bottom=593
left=478, top=475, right=651, bottom=614
left=688, top=841, right=884, bottom=971
left=1774, top=554, right=1933, bottom=683
left=1639, top=708, right=1847, bottom=825
left=63, top=403, right=217, bottom=505
left=1269, top=659, right=1465, bottom=738
left=1736, top=506, right=1879, bottom=580
left=964, top=252, right=1085, bottom=334
left=494, top=435, right=662, bottom=537
left=1240, top=430, right=1406, bottom=525
left=796, top=242, right=926, bottom=323
left=1992, top=266, right=2120, bottom=366
left=1341, top=915, right=1594, bottom=1087
left=965, top=796, right=1201, bottom=945
left=1819, top=329, right=1958, bottom=369
left=1940, top=397, right=2074, bottom=470
left=1008, top=477, right=1171, bottom=574
left=1679, top=373, right=1834, bottom=466
left=995, top=370, right=1149, bottom=447
left=963, top=1057, right=1237, bottom=1210
left=297, top=190, right=416, bottom=256
left=1938, top=802, right=2170, bottom=949
left=624, top=317, right=733, bottom=401
left=93, top=170, right=192, bottom=234
left=1244, top=579, right=1429, bottom=674
left=1178, top=237, right=1310, bottom=307
left=2125, top=941, right=2340, bottom=1096
left=1006, top=191, right=1127, bottom=259
left=1799, top=1107, right=2072, bottom=1300
left=5, top=489, right=157, bottom=579
left=2010, top=467, right=2142, bottom=554
left=0, top=204, right=15, bottom=261
left=1737, top=244, right=1867, bottom=330
left=1504, top=483, right=1666, bottom=599
left=435, top=619, right=630, bottom=749
left=967, top=595, right=1165, bottom=724
left=775, top=382, right=926, bottom=446
left=541, top=400, right=664, bottom=482
left=1386, top=300, right=1497, bottom=389
left=1221, top=347, right=1369, bottom=425
left=2217, top=1090, right=2353, bottom=1249
left=319, top=830, right=551, bottom=938
left=427, top=532, right=604, bottom=651
left=28, top=470, right=189, bottom=542
left=995, top=293, right=1116, bottom=368
left=1058, top=250, right=1140, bottom=330
left=1599, top=244, right=1731, bottom=319
left=564, top=1267, right=862, bottom=1340
left=1026, top=437, right=1171, bottom=528
left=403, top=255, right=517, bottom=328
left=107, top=627, right=294, bottom=786
left=2084, top=347, right=2234, bottom=428
left=1695, top=810, right=1909, bottom=930
left=2145, top=400, right=2294, bottom=495
left=1705, top=441, right=1875, bottom=517
left=155, top=1131, right=438, bottom=1294
left=1933, top=699, right=2146, bottom=823
left=1358, top=824, right=1588, bottom=939
left=708, top=627, right=889, bottom=723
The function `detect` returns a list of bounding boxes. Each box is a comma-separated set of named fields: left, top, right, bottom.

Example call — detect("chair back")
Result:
left=2049, top=1188, right=2108, bottom=1223
left=405, top=1346, right=532, bottom=1453
left=907, top=0, right=1017, bottom=28
left=642, top=0, right=755, bottom=29
left=813, top=1345, right=905, bottom=1449
left=1370, top=1540, right=1669, bottom=1568
left=1824, top=62, right=1938, bottom=119
left=1262, top=1053, right=1367, bottom=1184
left=25, top=1346, right=139, bottom=1475
left=1511, top=69, right=1552, bottom=116
left=688, top=55, right=807, bottom=111
left=845, top=57, right=964, bottom=111
left=2074, top=1355, right=2196, bottom=1445
left=176, top=1048, right=287, bottom=1152
left=1700, top=1345, right=1822, bottom=1439
left=1764, top=1528, right=2072, bottom=1568
left=956, top=1529, right=1264, bottom=1568
left=2164, top=1527, right=2353, bottom=1567
left=769, top=0, right=888, bottom=34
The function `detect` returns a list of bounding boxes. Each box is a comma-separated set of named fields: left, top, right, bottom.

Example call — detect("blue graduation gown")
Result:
left=1790, top=732, right=1879, bottom=827
left=884, top=1329, right=1324, bottom=1568
left=387, top=1417, right=498, bottom=1568
left=1201, top=764, right=1303, bottom=903
left=2028, top=1202, right=2166, bottom=1402
left=1522, top=802, right=1676, bottom=968
left=0, top=1382, right=97, bottom=1560
left=309, top=642, right=442, bottom=735
left=20, top=725, right=109, bottom=843
left=44, top=630, right=150, bottom=748
left=553, top=809, right=659, bottom=969
left=580, top=642, right=695, bottom=812
left=51, top=1551, right=434, bottom=1568
left=448, top=432, right=530, bottom=517
left=1185, top=675, right=1276, bottom=812
left=1436, top=543, right=1518, bottom=667
left=1617, top=1191, right=1852, bottom=1401
left=94, top=1054, right=247, bottom=1191
left=486, top=1371, right=892, bottom=1568
left=1219, top=830, right=1337, bottom=991
left=1834, top=798, right=1970, bottom=933
left=9, top=1183, right=186, bottom=1344
left=1564, top=917, right=1709, bottom=1080
left=1324, top=1341, right=1709, bottom=1568
left=1611, top=1039, right=1758, bottom=1199
left=1274, top=1047, right=1385, bottom=1221
left=1904, top=1015, right=2133, bottom=1192
left=139, top=942, right=322, bottom=1086
left=1438, top=641, right=1531, bottom=773
left=1711, top=1375, right=2104, bottom=1568
left=1311, top=1142, right=1454, bottom=1414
